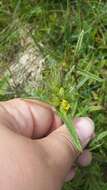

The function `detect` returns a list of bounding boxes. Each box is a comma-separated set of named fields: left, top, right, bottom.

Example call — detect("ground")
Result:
left=0, top=1, right=107, bottom=190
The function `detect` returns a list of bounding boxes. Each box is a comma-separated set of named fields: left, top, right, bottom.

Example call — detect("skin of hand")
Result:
left=0, top=98, right=94, bottom=190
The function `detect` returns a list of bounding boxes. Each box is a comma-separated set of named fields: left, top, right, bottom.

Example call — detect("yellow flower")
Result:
left=60, top=99, right=70, bottom=112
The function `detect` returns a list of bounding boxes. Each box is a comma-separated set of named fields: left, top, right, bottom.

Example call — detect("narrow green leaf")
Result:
left=59, top=110, right=82, bottom=152
left=74, top=30, right=84, bottom=56
left=90, top=131, right=107, bottom=151
left=88, top=105, right=103, bottom=112
left=76, top=76, right=89, bottom=90
left=77, top=70, right=104, bottom=82
left=91, top=131, right=107, bottom=146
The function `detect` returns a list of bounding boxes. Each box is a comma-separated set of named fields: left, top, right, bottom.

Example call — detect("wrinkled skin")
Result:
left=0, top=99, right=94, bottom=190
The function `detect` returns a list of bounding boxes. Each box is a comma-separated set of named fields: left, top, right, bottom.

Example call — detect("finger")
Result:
left=65, top=167, right=77, bottom=182
left=73, top=117, right=95, bottom=148
left=77, top=149, right=92, bottom=167
left=65, top=149, right=92, bottom=182
left=41, top=117, right=95, bottom=182
left=25, top=100, right=63, bottom=131
left=65, top=118, right=94, bottom=182
left=0, top=98, right=55, bottom=138
left=24, top=99, right=54, bottom=110
left=47, top=112, right=63, bottom=134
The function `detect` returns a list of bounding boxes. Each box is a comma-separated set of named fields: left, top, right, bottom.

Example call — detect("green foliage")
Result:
left=64, top=163, right=107, bottom=190
left=59, top=110, right=82, bottom=151
left=90, top=131, right=107, bottom=151
left=0, top=0, right=107, bottom=190
left=0, top=73, right=12, bottom=100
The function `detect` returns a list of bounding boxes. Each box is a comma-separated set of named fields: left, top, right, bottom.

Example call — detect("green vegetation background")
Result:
left=0, top=0, right=107, bottom=189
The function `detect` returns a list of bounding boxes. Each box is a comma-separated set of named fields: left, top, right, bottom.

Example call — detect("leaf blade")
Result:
left=59, top=110, right=82, bottom=152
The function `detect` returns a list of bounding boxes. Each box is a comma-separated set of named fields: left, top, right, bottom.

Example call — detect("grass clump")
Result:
left=0, top=0, right=107, bottom=189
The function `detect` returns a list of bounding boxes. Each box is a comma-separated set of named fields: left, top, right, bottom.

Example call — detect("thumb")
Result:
left=42, top=117, right=94, bottom=182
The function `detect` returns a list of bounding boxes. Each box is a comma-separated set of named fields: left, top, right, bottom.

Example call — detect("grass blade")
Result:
left=77, top=70, right=104, bottom=82
left=59, top=110, right=82, bottom=152
left=91, top=131, right=107, bottom=147
left=74, top=30, right=84, bottom=56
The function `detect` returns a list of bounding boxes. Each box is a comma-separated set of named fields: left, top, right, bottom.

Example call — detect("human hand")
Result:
left=0, top=99, right=94, bottom=190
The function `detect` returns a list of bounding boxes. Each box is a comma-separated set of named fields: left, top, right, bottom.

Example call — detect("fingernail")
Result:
left=74, top=117, right=95, bottom=148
